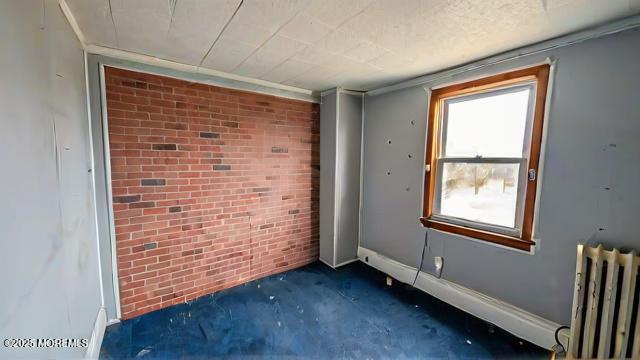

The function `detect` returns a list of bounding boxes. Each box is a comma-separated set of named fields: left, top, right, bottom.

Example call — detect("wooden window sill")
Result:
left=419, top=217, right=535, bottom=251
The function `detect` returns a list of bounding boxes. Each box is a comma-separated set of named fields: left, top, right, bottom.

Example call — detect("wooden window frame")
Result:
left=420, top=64, right=551, bottom=251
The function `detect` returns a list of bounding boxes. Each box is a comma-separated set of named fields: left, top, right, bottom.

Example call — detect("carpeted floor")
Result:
left=100, top=261, right=549, bottom=359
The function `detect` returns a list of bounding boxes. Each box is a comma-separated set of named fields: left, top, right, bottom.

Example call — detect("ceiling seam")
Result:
left=41, top=0, right=46, bottom=30
left=197, top=0, right=245, bottom=68
left=252, top=17, right=337, bottom=83
left=107, top=0, right=119, bottom=47
left=167, top=0, right=178, bottom=34
left=229, top=1, right=313, bottom=74
left=278, top=1, right=378, bottom=86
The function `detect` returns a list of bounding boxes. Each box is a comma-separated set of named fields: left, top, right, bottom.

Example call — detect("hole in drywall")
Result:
left=387, top=140, right=392, bottom=145
left=406, top=187, right=410, bottom=192
left=408, top=154, right=413, bottom=159
left=411, top=120, right=415, bottom=126
left=386, top=171, right=391, bottom=176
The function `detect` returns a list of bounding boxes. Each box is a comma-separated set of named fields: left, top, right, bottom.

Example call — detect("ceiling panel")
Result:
left=66, top=0, right=640, bottom=92
left=315, top=28, right=365, bottom=55
left=261, top=58, right=316, bottom=83
left=286, top=64, right=344, bottom=89
left=108, top=0, right=173, bottom=56
left=200, top=38, right=255, bottom=72
left=107, top=0, right=241, bottom=65
left=344, top=42, right=389, bottom=63
left=234, top=35, right=307, bottom=78
left=215, top=18, right=273, bottom=47
left=301, top=0, right=374, bottom=28
left=279, top=14, right=333, bottom=44
left=65, top=0, right=117, bottom=47
left=291, top=46, right=341, bottom=66
left=163, top=0, right=242, bottom=64
left=231, top=0, right=310, bottom=31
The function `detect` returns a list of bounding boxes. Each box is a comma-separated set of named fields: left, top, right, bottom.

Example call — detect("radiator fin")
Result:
left=568, top=245, right=640, bottom=359
left=583, top=246, right=603, bottom=357
left=597, top=250, right=619, bottom=359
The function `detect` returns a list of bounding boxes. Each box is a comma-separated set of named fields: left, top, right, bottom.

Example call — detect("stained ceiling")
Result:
left=65, top=0, right=640, bottom=92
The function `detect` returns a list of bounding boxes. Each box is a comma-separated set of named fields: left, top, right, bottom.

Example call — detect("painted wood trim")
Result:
left=522, top=65, right=550, bottom=241
left=422, top=64, right=550, bottom=251
left=420, top=218, right=535, bottom=251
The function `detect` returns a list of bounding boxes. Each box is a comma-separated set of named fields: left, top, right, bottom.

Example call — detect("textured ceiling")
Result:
left=66, top=0, right=640, bottom=91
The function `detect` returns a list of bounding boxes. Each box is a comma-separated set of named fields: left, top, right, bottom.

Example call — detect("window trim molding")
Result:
left=420, top=64, right=551, bottom=251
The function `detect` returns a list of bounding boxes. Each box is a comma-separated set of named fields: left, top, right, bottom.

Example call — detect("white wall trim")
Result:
left=331, top=89, right=341, bottom=267
left=84, top=307, right=106, bottom=359
left=357, top=91, right=365, bottom=253
left=532, top=57, right=557, bottom=250
left=334, top=258, right=359, bottom=268
left=320, top=88, right=337, bottom=97
left=58, top=0, right=86, bottom=47
left=339, top=89, right=366, bottom=96
left=357, top=246, right=563, bottom=349
left=86, top=45, right=318, bottom=103
left=427, top=58, right=553, bottom=92
left=367, top=14, right=640, bottom=96
left=318, top=257, right=335, bottom=269
left=320, top=257, right=359, bottom=269
left=99, top=64, right=122, bottom=320
left=84, top=51, right=105, bottom=309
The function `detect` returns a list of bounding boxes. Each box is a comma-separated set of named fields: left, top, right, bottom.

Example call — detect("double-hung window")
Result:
left=421, top=65, right=550, bottom=251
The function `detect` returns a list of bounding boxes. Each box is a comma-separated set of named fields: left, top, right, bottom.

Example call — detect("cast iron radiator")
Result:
left=568, top=244, right=640, bottom=359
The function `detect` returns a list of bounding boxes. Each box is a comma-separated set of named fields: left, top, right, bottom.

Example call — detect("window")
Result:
left=420, top=65, right=550, bottom=251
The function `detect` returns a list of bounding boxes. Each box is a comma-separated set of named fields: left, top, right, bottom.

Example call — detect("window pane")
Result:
left=444, top=88, right=531, bottom=158
left=440, top=162, right=520, bottom=228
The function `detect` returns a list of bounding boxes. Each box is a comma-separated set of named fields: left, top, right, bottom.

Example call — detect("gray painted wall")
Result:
left=361, top=28, right=640, bottom=325
left=320, top=93, right=337, bottom=264
left=0, top=1, right=103, bottom=358
left=335, top=93, right=362, bottom=265
left=320, top=91, right=362, bottom=266
left=361, top=87, right=428, bottom=268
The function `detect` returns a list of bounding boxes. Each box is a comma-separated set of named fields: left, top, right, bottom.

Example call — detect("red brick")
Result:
left=106, top=66, right=319, bottom=320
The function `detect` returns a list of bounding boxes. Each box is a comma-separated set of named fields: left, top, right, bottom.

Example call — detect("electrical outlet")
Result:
left=434, top=256, right=443, bottom=278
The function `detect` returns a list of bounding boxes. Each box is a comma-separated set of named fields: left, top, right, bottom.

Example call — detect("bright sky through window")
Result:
left=444, top=89, right=530, bottom=158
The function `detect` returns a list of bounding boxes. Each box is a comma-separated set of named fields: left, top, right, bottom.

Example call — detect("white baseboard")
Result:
left=319, top=257, right=360, bottom=269
left=357, top=246, right=562, bottom=350
left=85, top=307, right=106, bottom=359
left=334, top=258, right=359, bottom=268
left=319, top=257, right=334, bottom=268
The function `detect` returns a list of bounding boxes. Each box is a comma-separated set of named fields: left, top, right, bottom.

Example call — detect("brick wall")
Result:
left=104, top=67, right=320, bottom=319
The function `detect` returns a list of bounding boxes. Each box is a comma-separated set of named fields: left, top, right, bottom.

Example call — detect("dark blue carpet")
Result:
left=100, top=261, right=549, bottom=359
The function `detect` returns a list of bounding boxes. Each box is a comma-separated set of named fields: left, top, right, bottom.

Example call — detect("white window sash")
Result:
left=431, top=157, right=528, bottom=237
left=431, top=81, right=538, bottom=238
